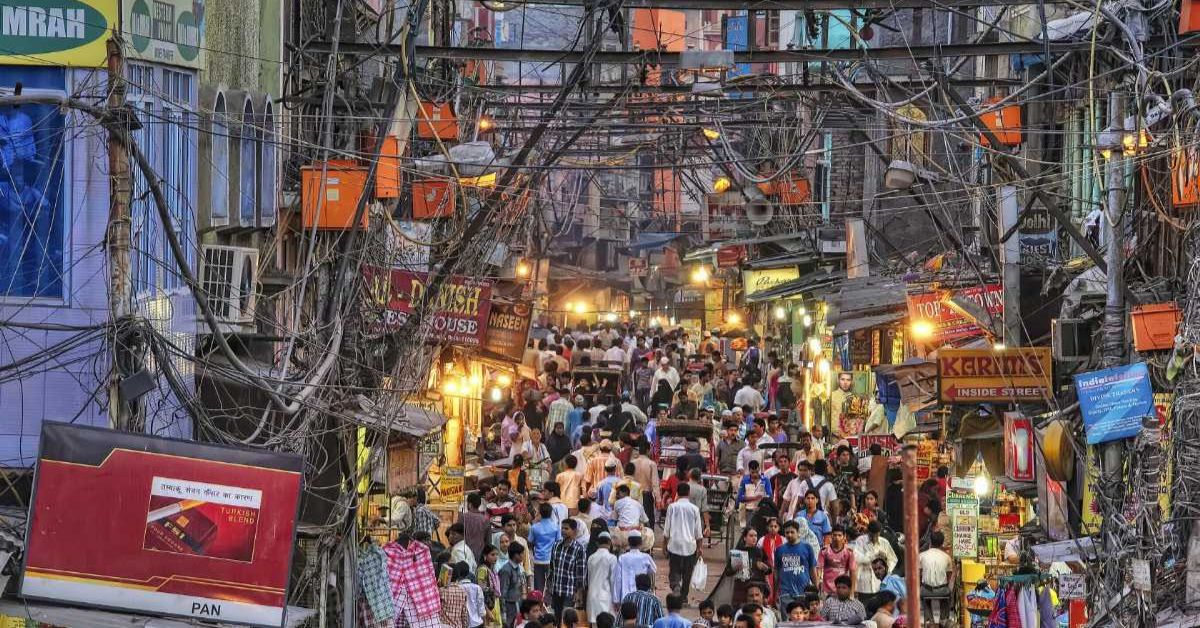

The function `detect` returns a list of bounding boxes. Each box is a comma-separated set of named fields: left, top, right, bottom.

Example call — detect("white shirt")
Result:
left=853, top=535, right=899, bottom=592
left=613, top=549, right=657, bottom=602
left=733, top=386, right=765, bottom=410
left=550, top=501, right=569, bottom=527
left=662, top=497, right=704, bottom=556
left=613, top=495, right=648, bottom=528
left=460, top=581, right=486, bottom=627
left=589, top=405, right=607, bottom=422
left=919, top=548, right=953, bottom=587
left=783, top=475, right=838, bottom=516
left=653, top=366, right=680, bottom=391
left=621, top=402, right=648, bottom=424
left=604, top=346, right=626, bottom=365
left=451, top=540, right=477, bottom=573
left=736, top=444, right=765, bottom=473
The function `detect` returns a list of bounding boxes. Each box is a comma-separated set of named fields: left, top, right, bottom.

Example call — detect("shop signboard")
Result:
left=716, top=245, right=745, bottom=268
left=1058, top=574, right=1086, bottom=600
left=483, top=300, right=534, bottom=362
left=937, top=347, right=1052, bottom=403
left=1004, top=412, right=1036, bottom=482
left=907, top=284, right=1004, bottom=342
left=947, top=491, right=979, bottom=558
left=0, top=0, right=117, bottom=66
left=628, top=257, right=648, bottom=277
left=428, top=465, right=464, bottom=504
left=124, top=0, right=206, bottom=69
left=1075, top=362, right=1154, bottom=444
left=742, top=266, right=799, bottom=297
left=364, top=267, right=493, bottom=346
left=22, top=423, right=302, bottom=627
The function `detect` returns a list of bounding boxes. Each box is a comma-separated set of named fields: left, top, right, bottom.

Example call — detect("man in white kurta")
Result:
left=587, top=535, right=619, bottom=625
left=612, top=531, right=657, bottom=602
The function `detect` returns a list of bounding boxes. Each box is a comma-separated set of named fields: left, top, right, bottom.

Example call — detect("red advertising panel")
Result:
left=716, top=245, right=745, bottom=268
left=364, top=267, right=493, bottom=345
left=907, top=284, right=1004, bottom=342
left=483, top=300, right=534, bottom=362
left=22, top=423, right=302, bottom=627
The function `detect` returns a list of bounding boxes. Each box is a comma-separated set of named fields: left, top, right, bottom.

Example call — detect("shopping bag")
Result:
left=691, top=556, right=708, bottom=591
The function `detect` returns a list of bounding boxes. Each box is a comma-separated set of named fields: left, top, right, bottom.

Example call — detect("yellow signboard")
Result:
left=0, top=1, right=117, bottom=66
left=742, top=266, right=799, bottom=297
left=937, top=347, right=1052, bottom=403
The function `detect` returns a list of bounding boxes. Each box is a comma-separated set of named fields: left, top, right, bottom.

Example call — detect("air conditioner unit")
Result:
left=1052, top=318, right=1094, bottom=361
left=201, top=245, right=260, bottom=326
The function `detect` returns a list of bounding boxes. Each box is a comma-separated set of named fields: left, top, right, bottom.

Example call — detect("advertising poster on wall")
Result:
left=22, top=423, right=303, bottom=627
left=947, top=491, right=980, bottom=558
left=907, top=284, right=1004, bottom=342
left=0, top=1, right=116, bottom=66
left=1075, top=362, right=1155, bottom=444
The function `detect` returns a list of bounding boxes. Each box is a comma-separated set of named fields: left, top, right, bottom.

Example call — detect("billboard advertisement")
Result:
left=22, top=423, right=303, bottom=627
left=483, top=300, right=534, bottom=362
left=123, top=0, right=207, bottom=69
left=937, top=346, right=1052, bottom=403
left=0, top=1, right=116, bottom=66
left=907, top=284, right=1004, bottom=342
left=364, top=267, right=493, bottom=346
left=742, top=266, right=799, bottom=297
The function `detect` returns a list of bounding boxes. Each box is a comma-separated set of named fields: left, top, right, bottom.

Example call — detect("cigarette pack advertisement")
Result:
left=22, top=423, right=303, bottom=627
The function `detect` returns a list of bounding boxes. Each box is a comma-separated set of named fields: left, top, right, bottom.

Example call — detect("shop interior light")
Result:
left=574, top=302, right=588, bottom=314
left=798, top=305, right=807, bottom=316
left=726, top=312, right=741, bottom=325
left=650, top=316, right=662, bottom=327
left=669, top=316, right=677, bottom=326
left=912, top=320, right=935, bottom=339
left=469, top=373, right=482, bottom=388
left=629, top=310, right=638, bottom=318
left=692, top=265, right=710, bottom=283
left=565, top=301, right=576, bottom=313
left=443, top=380, right=459, bottom=395
left=993, top=342, right=1007, bottom=351
left=817, top=358, right=831, bottom=375
left=496, top=373, right=512, bottom=387
left=605, top=312, right=618, bottom=322
left=774, top=306, right=787, bottom=321
left=808, top=337, right=821, bottom=356
left=478, top=116, right=495, bottom=132
left=973, top=474, right=991, bottom=497
left=489, top=387, right=503, bottom=402
left=515, top=259, right=531, bottom=277
left=802, top=314, right=812, bottom=327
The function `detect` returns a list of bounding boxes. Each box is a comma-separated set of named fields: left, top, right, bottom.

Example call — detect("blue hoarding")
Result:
left=1075, top=362, right=1154, bottom=444
left=724, top=12, right=750, bottom=78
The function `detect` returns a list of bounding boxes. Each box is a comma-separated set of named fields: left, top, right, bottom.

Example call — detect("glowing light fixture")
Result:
left=808, top=337, right=821, bottom=356
left=497, top=374, right=512, bottom=387
left=605, top=312, right=618, bottom=322
left=774, top=306, right=787, bottom=321
left=701, top=128, right=721, bottom=141
left=478, top=117, right=495, bottom=132
left=727, top=312, right=742, bottom=325
left=974, top=474, right=991, bottom=497
left=912, top=320, right=936, bottom=339
left=993, top=342, right=1007, bottom=351
left=574, top=302, right=588, bottom=314
left=802, top=314, right=812, bottom=327
left=490, top=387, right=503, bottom=402
left=515, top=259, right=531, bottom=277
left=713, top=176, right=733, bottom=194
left=692, top=265, right=710, bottom=283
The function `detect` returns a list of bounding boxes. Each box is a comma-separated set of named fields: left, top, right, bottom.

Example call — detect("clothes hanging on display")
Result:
left=358, top=543, right=397, bottom=628
left=384, top=539, right=442, bottom=628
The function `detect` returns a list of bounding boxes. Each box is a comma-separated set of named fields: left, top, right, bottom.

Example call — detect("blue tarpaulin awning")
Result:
left=627, top=232, right=684, bottom=252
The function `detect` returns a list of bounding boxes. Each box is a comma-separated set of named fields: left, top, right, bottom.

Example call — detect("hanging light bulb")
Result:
left=774, top=306, right=787, bottom=321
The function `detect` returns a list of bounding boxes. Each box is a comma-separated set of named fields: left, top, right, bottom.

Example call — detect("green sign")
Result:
left=124, top=0, right=205, bottom=68
left=947, top=491, right=980, bottom=558
left=0, top=0, right=115, bottom=65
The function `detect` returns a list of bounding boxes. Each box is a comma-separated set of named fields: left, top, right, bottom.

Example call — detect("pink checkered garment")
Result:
left=383, top=540, right=442, bottom=626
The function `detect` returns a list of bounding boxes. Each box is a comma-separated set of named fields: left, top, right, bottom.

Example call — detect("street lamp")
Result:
left=515, top=259, right=531, bottom=278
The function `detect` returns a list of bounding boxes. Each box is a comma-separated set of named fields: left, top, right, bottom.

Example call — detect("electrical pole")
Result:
left=1099, top=89, right=1128, bottom=603
left=903, top=444, right=921, bottom=628
left=106, top=36, right=133, bottom=431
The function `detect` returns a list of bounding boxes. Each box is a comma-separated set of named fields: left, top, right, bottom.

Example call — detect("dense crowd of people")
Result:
left=386, top=322, right=958, bottom=628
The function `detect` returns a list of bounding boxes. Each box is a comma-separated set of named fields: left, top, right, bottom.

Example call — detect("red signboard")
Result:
left=22, top=423, right=303, bottom=627
left=364, top=267, right=493, bottom=345
left=628, top=258, right=648, bottom=277
left=907, top=284, right=1004, bottom=342
left=1004, top=412, right=1036, bottom=482
left=716, top=245, right=745, bottom=268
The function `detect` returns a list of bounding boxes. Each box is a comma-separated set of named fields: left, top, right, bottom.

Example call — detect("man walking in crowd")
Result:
left=622, top=573, right=665, bottom=627
left=663, top=481, right=704, bottom=603
left=546, top=519, right=587, bottom=621
left=820, top=575, right=867, bottom=625
left=774, top=520, right=817, bottom=615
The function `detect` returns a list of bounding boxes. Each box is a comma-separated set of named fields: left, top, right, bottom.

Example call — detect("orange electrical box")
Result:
left=1182, top=0, right=1200, bottom=33
left=778, top=176, right=811, bottom=205
left=1173, top=147, right=1200, bottom=207
left=376, top=135, right=403, bottom=198
left=301, top=161, right=370, bottom=230
left=417, top=101, right=459, bottom=140
left=979, top=97, right=1022, bottom=147
left=413, top=179, right=455, bottom=219
left=1131, top=303, right=1182, bottom=351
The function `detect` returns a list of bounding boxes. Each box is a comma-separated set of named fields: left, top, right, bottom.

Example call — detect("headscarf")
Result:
left=545, top=424, right=572, bottom=463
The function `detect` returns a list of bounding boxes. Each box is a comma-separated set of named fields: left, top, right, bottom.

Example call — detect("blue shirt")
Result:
left=737, top=475, right=773, bottom=504
left=880, top=574, right=907, bottom=601
left=528, top=518, right=561, bottom=563
left=653, top=613, right=692, bottom=628
left=796, top=509, right=831, bottom=545
left=566, top=408, right=586, bottom=444
left=774, top=540, right=817, bottom=598
left=595, top=475, right=620, bottom=513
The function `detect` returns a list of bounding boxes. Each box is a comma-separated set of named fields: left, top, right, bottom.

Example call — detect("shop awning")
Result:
left=831, top=311, right=906, bottom=334
left=627, top=231, right=685, bottom=252
left=0, top=599, right=315, bottom=628
left=351, top=394, right=448, bottom=437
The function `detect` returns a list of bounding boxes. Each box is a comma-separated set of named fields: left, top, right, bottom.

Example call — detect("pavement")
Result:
left=648, top=537, right=728, bottom=617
